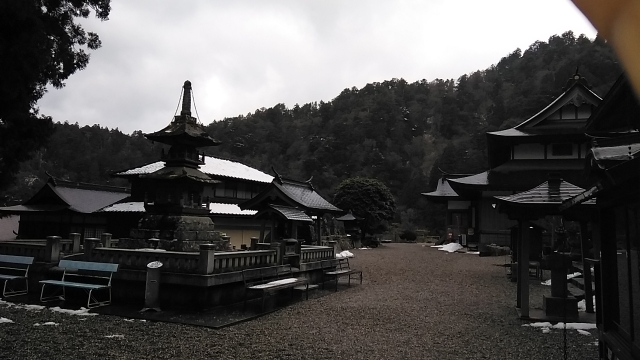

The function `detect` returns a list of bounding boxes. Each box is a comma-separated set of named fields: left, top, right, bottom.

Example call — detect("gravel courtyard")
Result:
left=0, top=243, right=598, bottom=360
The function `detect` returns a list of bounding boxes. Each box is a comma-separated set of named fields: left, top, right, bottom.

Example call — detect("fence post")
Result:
left=84, top=237, right=102, bottom=261
left=45, top=236, right=61, bottom=263
left=101, top=233, right=112, bottom=248
left=69, top=233, right=81, bottom=253
left=199, top=244, right=216, bottom=275
left=250, top=237, right=258, bottom=250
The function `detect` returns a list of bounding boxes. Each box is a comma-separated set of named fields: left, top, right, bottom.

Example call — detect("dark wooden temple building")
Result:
left=240, top=171, right=342, bottom=245
left=562, top=75, right=640, bottom=360
left=423, top=72, right=602, bottom=251
left=0, top=177, right=129, bottom=240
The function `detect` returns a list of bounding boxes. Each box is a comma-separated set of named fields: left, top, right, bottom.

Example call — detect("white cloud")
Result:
left=37, top=0, right=596, bottom=134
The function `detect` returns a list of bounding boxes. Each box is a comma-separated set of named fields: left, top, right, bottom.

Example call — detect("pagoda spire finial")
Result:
left=180, top=80, right=192, bottom=116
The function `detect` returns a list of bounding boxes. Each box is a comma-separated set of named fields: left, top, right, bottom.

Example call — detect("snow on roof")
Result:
left=99, top=202, right=146, bottom=213
left=99, top=201, right=257, bottom=216
left=209, top=203, right=257, bottom=216
left=115, top=156, right=273, bottom=183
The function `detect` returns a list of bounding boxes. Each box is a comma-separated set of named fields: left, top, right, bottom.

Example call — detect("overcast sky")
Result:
left=37, top=0, right=596, bottom=134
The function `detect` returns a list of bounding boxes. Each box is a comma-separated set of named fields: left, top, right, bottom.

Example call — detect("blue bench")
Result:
left=0, top=254, right=34, bottom=298
left=39, top=260, right=118, bottom=309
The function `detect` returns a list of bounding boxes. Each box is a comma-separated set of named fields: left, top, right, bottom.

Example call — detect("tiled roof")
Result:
left=336, top=213, right=358, bottom=221
left=447, top=171, right=489, bottom=187
left=268, top=204, right=313, bottom=222
left=422, top=178, right=461, bottom=199
left=141, top=166, right=219, bottom=184
left=495, top=180, right=596, bottom=205
left=114, top=156, right=273, bottom=183
left=51, top=185, right=130, bottom=213
left=275, top=180, right=342, bottom=212
left=208, top=203, right=257, bottom=216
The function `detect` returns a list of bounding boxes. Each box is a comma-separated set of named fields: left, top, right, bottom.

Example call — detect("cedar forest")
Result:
left=1, top=31, right=622, bottom=233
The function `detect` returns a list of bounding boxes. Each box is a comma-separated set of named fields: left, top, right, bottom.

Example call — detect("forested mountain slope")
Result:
left=1, top=31, right=622, bottom=230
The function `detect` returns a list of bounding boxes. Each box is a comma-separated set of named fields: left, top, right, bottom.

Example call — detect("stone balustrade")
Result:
left=211, top=249, right=276, bottom=273
left=300, top=245, right=334, bottom=263
left=87, top=246, right=277, bottom=275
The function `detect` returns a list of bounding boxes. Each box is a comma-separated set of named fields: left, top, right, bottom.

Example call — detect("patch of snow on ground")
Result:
left=438, top=243, right=463, bottom=253
left=34, top=322, right=59, bottom=326
left=465, top=251, right=480, bottom=255
left=105, top=334, right=125, bottom=339
left=578, top=296, right=597, bottom=311
left=524, top=322, right=596, bottom=335
left=0, top=300, right=45, bottom=311
left=541, top=271, right=584, bottom=286
left=358, top=247, right=370, bottom=250
left=567, top=272, right=582, bottom=280
left=133, top=248, right=167, bottom=252
left=552, top=322, right=597, bottom=330
left=51, top=307, right=97, bottom=316
left=0, top=317, right=13, bottom=324
left=430, top=245, right=444, bottom=248
left=336, top=250, right=354, bottom=258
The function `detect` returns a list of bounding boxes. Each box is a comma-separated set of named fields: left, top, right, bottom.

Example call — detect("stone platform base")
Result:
left=543, top=295, right=579, bottom=320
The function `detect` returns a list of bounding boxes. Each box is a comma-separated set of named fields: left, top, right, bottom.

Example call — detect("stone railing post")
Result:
left=250, top=237, right=258, bottom=250
left=199, top=244, right=216, bottom=275
left=69, top=233, right=81, bottom=253
left=221, top=235, right=231, bottom=249
left=84, top=237, right=102, bottom=261
left=45, top=236, right=61, bottom=263
left=101, top=233, right=113, bottom=248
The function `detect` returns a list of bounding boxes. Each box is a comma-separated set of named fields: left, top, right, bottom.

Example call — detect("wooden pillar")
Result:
left=580, top=221, right=594, bottom=313
left=516, top=221, right=522, bottom=308
left=518, top=220, right=531, bottom=318
left=270, top=215, right=276, bottom=243
left=599, top=209, right=618, bottom=332
left=291, top=221, right=298, bottom=240
left=260, top=219, right=266, bottom=243
left=316, top=214, right=322, bottom=246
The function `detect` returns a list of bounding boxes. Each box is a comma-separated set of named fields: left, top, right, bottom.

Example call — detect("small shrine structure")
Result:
left=494, top=176, right=596, bottom=321
left=240, top=171, right=342, bottom=256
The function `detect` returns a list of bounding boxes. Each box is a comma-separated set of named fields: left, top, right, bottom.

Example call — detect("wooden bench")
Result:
left=322, top=258, right=362, bottom=291
left=39, top=260, right=118, bottom=309
left=0, top=255, right=34, bottom=298
left=242, top=265, right=309, bottom=311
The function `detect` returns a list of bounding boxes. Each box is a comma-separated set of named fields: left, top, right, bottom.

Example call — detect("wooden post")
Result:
left=580, top=221, right=594, bottom=313
left=518, top=220, right=531, bottom=318
left=516, top=221, right=522, bottom=308
left=45, top=236, right=61, bottom=263
left=260, top=219, right=266, bottom=243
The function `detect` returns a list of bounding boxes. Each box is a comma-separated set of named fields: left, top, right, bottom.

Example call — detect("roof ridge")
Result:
left=49, top=177, right=130, bottom=193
